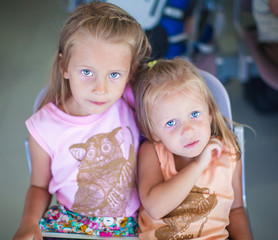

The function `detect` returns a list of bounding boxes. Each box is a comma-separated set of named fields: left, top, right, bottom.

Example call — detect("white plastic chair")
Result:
left=200, top=70, right=248, bottom=212
left=24, top=69, right=249, bottom=239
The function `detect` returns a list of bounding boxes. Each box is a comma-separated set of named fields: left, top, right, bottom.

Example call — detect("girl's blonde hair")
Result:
left=38, top=1, right=151, bottom=110
left=134, top=58, right=240, bottom=156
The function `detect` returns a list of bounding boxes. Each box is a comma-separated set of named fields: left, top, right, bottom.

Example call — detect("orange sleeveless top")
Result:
left=138, top=142, right=237, bottom=240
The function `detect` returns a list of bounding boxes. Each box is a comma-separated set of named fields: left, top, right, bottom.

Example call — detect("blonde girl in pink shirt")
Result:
left=13, top=2, right=151, bottom=239
left=134, top=58, right=252, bottom=239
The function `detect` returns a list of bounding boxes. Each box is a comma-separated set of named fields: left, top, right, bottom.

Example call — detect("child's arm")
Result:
left=138, top=138, right=223, bottom=219
left=226, top=159, right=253, bottom=239
left=13, top=134, right=52, bottom=240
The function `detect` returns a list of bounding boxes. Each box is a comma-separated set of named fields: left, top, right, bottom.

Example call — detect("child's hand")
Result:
left=13, top=223, right=42, bottom=240
left=197, top=137, right=224, bottom=169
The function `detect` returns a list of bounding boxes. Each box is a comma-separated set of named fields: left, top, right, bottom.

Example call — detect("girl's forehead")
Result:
left=71, top=30, right=134, bottom=57
left=166, top=87, right=205, bottom=103
left=157, top=82, right=204, bottom=101
left=153, top=86, right=207, bottom=113
left=73, top=28, right=133, bottom=46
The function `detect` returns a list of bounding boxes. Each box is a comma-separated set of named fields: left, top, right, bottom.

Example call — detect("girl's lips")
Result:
left=184, top=140, right=199, bottom=148
left=90, top=101, right=106, bottom=106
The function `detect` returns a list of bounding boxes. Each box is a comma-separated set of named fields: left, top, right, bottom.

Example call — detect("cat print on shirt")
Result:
left=155, top=185, right=218, bottom=240
left=69, top=127, right=136, bottom=217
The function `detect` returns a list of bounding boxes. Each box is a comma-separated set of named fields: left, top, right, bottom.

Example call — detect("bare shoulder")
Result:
left=138, top=140, right=164, bottom=202
left=139, top=140, right=156, bottom=156
left=138, top=140, right=163, bottom=183
left=138, top=140, right=161, bottom=167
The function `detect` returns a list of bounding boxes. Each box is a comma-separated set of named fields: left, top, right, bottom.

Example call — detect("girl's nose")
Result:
left=92, top=78, right=107, bottom=95
left=181, top=123, right=194, bottom=135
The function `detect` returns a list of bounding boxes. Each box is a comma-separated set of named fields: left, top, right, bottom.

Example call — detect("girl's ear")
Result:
left=59, top=53, right=68, bottom=79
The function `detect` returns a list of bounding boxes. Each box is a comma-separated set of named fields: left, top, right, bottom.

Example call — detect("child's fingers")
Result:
left=207, top=138, right=223, bottom=158
left=211, top=137, right=232, bottom=153
left=222, top=144, right=232, bottom=152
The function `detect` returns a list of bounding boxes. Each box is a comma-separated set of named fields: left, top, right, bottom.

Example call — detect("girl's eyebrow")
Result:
left=111, top=69, right=129, bottom=73
left=75, top=64, right=93, bottom=68
left=75, top=63, right=129, bottom=71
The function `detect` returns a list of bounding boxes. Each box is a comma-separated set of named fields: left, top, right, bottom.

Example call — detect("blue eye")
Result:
left=166, top=120, right=176, bottom=127
left=191, top=111, right=200, bottom=118
left=81, top=69, right=92, bottom=76
left=110, top=72, right=120, bottom=79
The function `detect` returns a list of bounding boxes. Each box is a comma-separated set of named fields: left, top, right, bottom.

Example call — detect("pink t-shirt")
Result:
left=139, top=142, right=237, bottom=239
left=26, top=85, right=140, bottom=217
